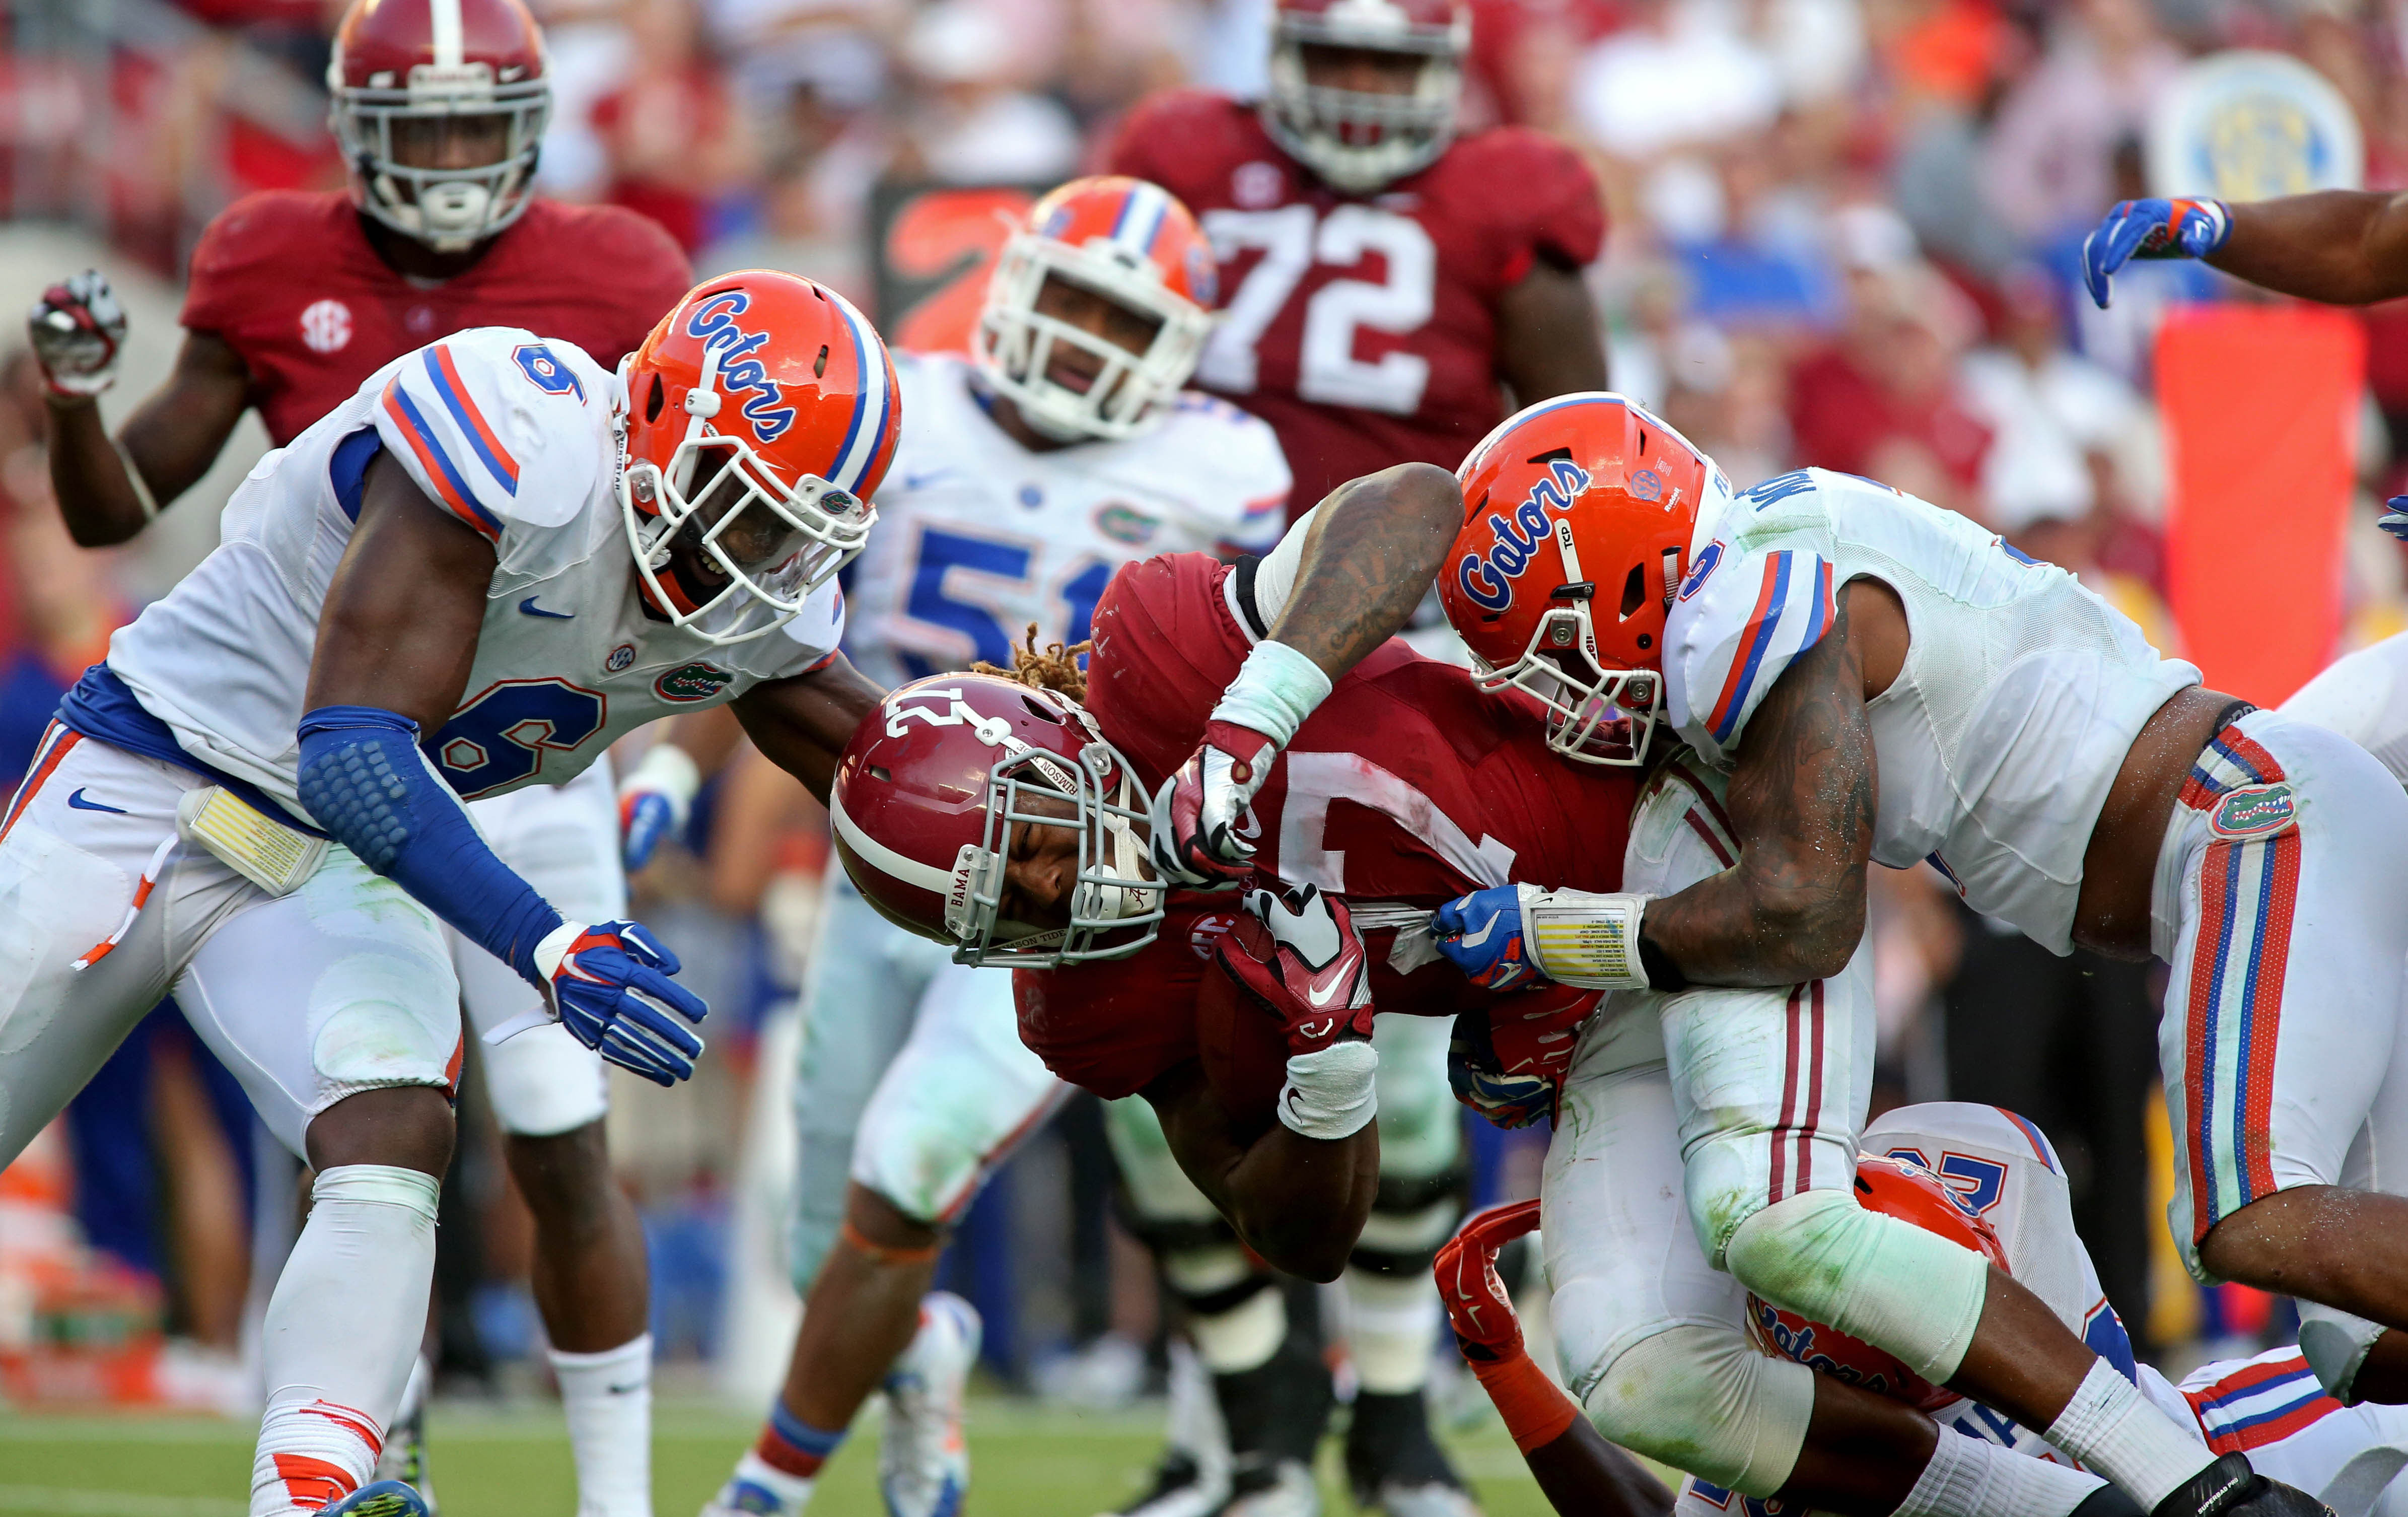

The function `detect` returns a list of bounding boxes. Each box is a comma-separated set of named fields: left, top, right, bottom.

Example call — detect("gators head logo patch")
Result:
left=655, top=661, right=735, bottom=703
left=2210, top=782, right=2297, bottom=840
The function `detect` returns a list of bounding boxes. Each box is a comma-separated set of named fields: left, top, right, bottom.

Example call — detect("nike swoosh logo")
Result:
left=67, top=788, right=127, bottom=813
left=902, top=469, right=956, bottom=490
left=1307, top=980, right=1342, bottom=1009
left=605, top=1381, right=644, bottom=1395
left=519, top=597, right=575, bottom=619
left=1457, top=910, right=1502, bottom=949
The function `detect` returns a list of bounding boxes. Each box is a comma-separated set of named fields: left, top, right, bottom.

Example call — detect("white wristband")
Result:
left=1525, top=890, right=1654, bottom=990
left=622, top=741, right=702, bottom=816
left=1277, top=1039, right=1379, bottom=1140
left=1210, top=639, right=1333, bottom=749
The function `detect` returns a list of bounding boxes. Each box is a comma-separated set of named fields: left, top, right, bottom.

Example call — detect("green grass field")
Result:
left=0, top=1397, right=1562, bottom=1517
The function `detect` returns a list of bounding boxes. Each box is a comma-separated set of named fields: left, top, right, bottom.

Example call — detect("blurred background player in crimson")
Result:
left=1105, top=0, right=1610, bottom=519
left=22, top=2, right=692, bottom=1513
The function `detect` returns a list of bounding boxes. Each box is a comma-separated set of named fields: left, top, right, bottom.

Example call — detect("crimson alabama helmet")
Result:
left=828, top=675, right=1163, bottom=967
left=1744, top=1155, right=2011, bottom=1412
left=618, top=271, right=898, bottom=645
left=1263, top=0, right=1471, bottom=193
left=973, top=176, right=1219, bottom=442
left=1440, top=393, right=1733, bottom=765
left=328, top=0, right=552, bottom=251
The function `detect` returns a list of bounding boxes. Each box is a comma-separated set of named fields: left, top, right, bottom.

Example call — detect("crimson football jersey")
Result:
left=1015, top=550, right=1636, bottom=1098
left=180, top=190, right=692, bottom=446
left=1106, top=90, right=1604, bottom=516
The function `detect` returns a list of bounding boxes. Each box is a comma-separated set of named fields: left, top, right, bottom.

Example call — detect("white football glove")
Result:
left=29, top=270, right=127, bottom=398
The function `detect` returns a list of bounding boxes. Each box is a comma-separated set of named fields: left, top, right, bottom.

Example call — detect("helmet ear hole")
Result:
left=646, top=374, right=666, bottom=424
left=1618, top=564, right=1647, bottom=619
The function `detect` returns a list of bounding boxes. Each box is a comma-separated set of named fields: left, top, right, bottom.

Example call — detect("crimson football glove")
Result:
left=28, top=270, right=126, bottom=398
left=1152, top=719, right=1279, bottom=884
left=1448, top=982, right=1597, bottom=1130
left=1216, top=881, right=1374, bottom=1055
left=2081, top=197, right=2231, bottom=308
left=1437, top=1198, right=1541, bottom=1362
left=533, top=919, right=707, bottom=1086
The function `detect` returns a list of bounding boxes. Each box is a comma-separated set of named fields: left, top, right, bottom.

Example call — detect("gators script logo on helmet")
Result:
left=1745, top=1154, right=2009, bottom=1413
left=1439, top=392, right=1733, bottom=766
left=618, top=271, right=898, bottom=646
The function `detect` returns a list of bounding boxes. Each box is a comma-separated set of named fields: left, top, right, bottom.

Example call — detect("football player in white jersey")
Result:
left=1151, top=394, right=2372, bottom=1517
left=1443, top=1104, right=2408, bottom=1517
left=0, top=270, right=902, bottom=1517
left=693, top=175, right=1303, bottom=1517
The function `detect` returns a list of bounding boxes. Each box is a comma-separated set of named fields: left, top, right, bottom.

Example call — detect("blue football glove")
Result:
left=533, top=919, right=707, bottom=1086
left=1433, top=884, right=1546, bottom=991
left=2081, top=197, right=2231, bottom=309
left=616, top=743, right=701, bottom=872
left=2383, top=498, right=2408, bottom=541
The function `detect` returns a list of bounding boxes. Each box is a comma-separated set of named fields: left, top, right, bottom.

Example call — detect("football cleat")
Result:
left=370, top=1355, right=436, bottom=1516
left=2150, top=1455, right=2335, bottom=1517
left=698, top=1469, right=802, bottom=1517
left=320, top=1481, right=433, bottom=1517
left=1220, top=1458, right=1321, bottom=1517
left=1345, top=1390, right=1479, bottom=1517
left=1104, top=1450, right=1231, bottom=1517
left=880, top=1292, right=981, bottom=1517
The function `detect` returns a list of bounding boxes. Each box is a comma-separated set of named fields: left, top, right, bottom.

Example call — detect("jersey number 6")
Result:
left=432, top=677, right=608, bottom=798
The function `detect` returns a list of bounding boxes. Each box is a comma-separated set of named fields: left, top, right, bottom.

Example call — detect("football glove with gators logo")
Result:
left=1433, top=883, right=1544, bottom=991
left=28, top=269, right=127, bottom=397
left=2080, top=197, right=2231, bottom=308
left=1447, top=982, right=1597, bottom=1130
left=532, top=919, right=708, bottom=1086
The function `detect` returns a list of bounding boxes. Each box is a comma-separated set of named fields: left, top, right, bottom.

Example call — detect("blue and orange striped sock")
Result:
left=756, top=1399, right=846, bottom=1482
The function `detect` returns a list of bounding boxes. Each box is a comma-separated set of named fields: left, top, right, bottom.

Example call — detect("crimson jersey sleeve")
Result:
left=504, top=201, right=694, bottom=366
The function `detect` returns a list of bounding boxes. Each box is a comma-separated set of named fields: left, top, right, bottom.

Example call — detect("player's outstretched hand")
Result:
left=1437, top=1198, right=1541, bottom=1362
left=28, top=269, right=127, bottom=397
left=616, top=743, right=701, bottom=872
left=1151, top=719, right=1279, bottom=884
left=1434, top=883, right=1548, bottom=991
left=534, top=919, right=707, bottom=1086
left=1217, top=880, right=1374, bottom=1053
left=2081, top=198, right=2231, bottom=308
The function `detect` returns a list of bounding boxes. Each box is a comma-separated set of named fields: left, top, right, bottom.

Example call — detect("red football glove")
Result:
left=27, top=270, right=126, bottom=398
left=1214, top=881, right=1374, bottom=1054
left=1437, top=1198, right=1541, bottom=1362
left=1449, top=984, right=1601, bottom=1130
left=1152, top=718, right=1279, bottom=884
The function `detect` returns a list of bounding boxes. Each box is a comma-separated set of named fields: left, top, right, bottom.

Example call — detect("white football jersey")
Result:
left=1663, top=468, right=2201, bottom=954
left=2283, top=631, right=2408, bottom=788
left=841, top=352, right=1288, bottom=688
left=105, top=327, right=844, bottom=819
left=1682, top=1105, right=2408, bottom=1517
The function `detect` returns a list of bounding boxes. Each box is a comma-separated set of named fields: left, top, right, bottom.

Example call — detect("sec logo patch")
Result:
left=2210, top=782, right=2297, bottom=840
left=605, top=643, right=637, bottom=673
left=299, top=299, right=352, bottom=355
left=655, top=661, right=734, bottom=702
left=1189, top=913, right=1239, bottom=959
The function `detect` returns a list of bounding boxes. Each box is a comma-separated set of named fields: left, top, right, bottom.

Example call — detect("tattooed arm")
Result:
left=1638, top=586, right=1883, bottom=987
left=1263, top=462, right=1463, bottom=678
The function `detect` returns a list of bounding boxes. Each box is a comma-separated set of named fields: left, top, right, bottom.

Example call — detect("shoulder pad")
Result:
left=1664, top=545, right=1836, bottom=763
left=1159, top=394, right=1292, bottom=549
left=367, top=328, right=611, bottom=543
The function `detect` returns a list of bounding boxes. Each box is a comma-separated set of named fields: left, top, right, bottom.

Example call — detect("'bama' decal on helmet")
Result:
left=1454, top=458, right=1592, bottom=613
left=683, top=292, right=798, bottom=443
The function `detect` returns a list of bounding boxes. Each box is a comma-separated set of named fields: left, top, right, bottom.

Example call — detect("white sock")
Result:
left=726, top=1450, right=816, bottom=1513
left=1898, top=1424, right=2115, bottom=1517
left=2046, top=1361, right=2213, bottom=1511
left=551, top=1334, right=654, bottom=1517
left=1342, top=1268, right=1441, bottom=1395
left=250, top=1165, right=440, bottom=1516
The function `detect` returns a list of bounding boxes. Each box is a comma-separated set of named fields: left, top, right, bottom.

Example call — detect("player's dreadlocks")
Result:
left=973, top=623, right=1090, bottom=704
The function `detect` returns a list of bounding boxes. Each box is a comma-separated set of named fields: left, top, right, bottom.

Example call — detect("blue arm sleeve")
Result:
left=297, top=705, right=564, bottom=985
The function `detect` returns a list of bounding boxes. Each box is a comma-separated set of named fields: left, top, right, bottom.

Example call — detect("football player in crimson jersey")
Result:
left=1103, top=0, right=1609, bottom=518
left=827, top=517, right=2085, bottom=1517
left=24, top=3, right=690, bottom=1510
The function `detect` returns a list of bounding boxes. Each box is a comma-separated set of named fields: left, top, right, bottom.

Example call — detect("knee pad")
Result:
left=2299, top=1301, right=2387, bottom=1402
left=1164, top=1243, right=1284, bottom=1374
left=1723, top=1188, right=1988, bottom=1385
left=1582, top=1323, right=1814, bottom=1496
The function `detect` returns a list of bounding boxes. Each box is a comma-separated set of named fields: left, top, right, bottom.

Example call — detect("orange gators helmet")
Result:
left=618, top=271, right=899, bottom=646
left=1439, top=393, right=1732, bottom=766
left=974, top=176, right=1218, bottom=443
left=328, top=0, right=551, bottom=252
left=1745, top=1155, right=2010, bottom=1412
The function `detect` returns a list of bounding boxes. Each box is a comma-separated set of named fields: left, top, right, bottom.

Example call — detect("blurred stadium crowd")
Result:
left=0, top=0, right=2398, bottom=1420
